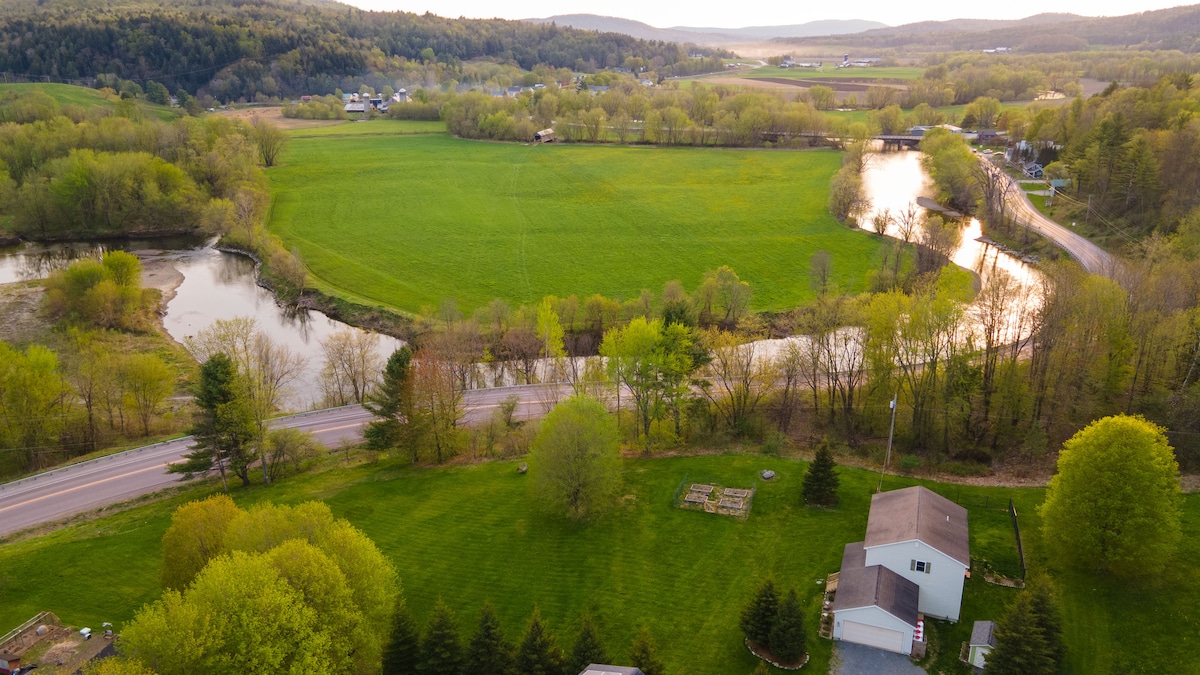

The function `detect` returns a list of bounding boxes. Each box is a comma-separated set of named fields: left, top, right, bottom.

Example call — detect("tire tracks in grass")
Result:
left=509, top=149, right=533, bottom=301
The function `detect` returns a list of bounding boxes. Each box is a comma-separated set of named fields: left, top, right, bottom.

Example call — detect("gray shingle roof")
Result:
left=970, top=620, right=996, bottom=647
left=581, top=667, right=645, bottom=675
left=832, top=542, right=920, bottom=626
left=864, top=486, right=970, bottom=565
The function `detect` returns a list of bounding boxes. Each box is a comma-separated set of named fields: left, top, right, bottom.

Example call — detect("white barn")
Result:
left=832, top=486, right=970, bottom=654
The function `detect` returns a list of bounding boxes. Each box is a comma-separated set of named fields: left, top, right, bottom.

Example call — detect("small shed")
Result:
left=0, top=651, right=22, bottom=675
left=344, top=102, right=367, bottom=114
left=579, top=666, right=645, bottom=675
left=967, top=620, right=996, bottom=669
left=534, top=128, right=556, bottom=143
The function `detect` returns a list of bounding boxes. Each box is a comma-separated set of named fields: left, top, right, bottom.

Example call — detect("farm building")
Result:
left=965, top=620, right=996, bottom=668
left=344, top=102, right=367, bottom=114
left=534, top=129, right=556, bottom=143
left=831, top=486, right=969, bottom=655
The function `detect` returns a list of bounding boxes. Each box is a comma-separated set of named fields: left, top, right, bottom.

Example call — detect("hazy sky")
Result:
left=341, top=0, right=1189, bottom=28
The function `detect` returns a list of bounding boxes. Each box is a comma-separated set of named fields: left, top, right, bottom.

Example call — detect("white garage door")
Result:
left=842, top=621, right=906, bottom=653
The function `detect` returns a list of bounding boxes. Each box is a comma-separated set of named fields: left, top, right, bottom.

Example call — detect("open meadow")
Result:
left=0, top=452, right=1195, bottom=674
left=267, top=124, right=886, bottom=314
left=0, top=83, right=179, bottom=122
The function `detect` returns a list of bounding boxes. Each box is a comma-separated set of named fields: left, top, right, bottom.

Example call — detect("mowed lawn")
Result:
left=268, top=132, right=885, bottom=314
left=3, top=450, right=1195, bottom=673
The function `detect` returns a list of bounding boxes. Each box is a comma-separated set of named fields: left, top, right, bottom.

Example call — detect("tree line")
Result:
left=405, top=81, right=842, bottom=147
left=0, top=252, right=179, bottom=476
left=0, top=0, right=724, bottom=104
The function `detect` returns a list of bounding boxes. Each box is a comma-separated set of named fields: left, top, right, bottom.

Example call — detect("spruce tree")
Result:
left=567, top=614, right=610, bottom=674
left=514, top=606, right=564, bottom=675
left=802, top=440, right=840, bottom=506
left=768, top=588, right=806, bottom=664
left=464, top=601, right=514, bottom=675
left=382, top=599, right=421, bottom=675
left=420, top=598, right=464, bottom=674
left=740, top=578, right=779, bottom=648
left=1027, top=581, right=1066, bottom=671
left=628, top=626, right=665, bottom=675
left=984, top=590, right=1054, bottom=675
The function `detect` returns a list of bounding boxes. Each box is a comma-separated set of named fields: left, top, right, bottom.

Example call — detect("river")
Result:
left=0, top=238, right=403, bottom=411
left=0, top=150, right=1040, bottom=401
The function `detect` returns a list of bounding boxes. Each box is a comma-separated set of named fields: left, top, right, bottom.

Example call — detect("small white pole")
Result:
left=878, top=393, right=898, bottom=492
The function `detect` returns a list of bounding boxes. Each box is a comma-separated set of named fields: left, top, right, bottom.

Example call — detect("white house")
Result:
left=862, top=486, right=969, bottom=621
left=832, top=486, right=969, bottom=654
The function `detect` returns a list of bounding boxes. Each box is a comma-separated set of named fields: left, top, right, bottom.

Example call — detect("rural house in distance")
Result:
left=832, top=486, right=969, bottom=655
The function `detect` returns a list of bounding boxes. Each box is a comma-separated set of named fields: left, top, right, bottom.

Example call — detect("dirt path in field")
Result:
left=214, top=106, right=343, bottom=130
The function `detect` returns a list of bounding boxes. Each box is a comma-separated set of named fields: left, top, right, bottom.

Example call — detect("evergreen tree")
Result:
left=1026, top=581, right=1066, bottom=671
left=383, top=599, right=421, bottom=675
left=464, top=601, right=514, bottom=675
left=364, top=347, right=413, bottom=453
left=801, top=440, right=840, bottom=506
left=420, top=598, right=464, bottom=674
left=567, top=614, right=610, bottom=674
left=170, top=353, right=255, bottom=489
left=627, top=626, right=665, bottom=675
left=984, top=590, right=1054, bottom=675
left=740, top=578, right=779, bottom=648
left=768, top=588, right=806, bottom=664
left=514, top=607, right=563, bottom=675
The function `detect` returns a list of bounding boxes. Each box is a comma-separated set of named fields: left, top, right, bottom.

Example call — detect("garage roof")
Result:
left=833, top=543, right=920, bottom=626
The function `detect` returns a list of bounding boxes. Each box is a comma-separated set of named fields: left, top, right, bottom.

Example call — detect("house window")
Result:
left=911, top=559, right=932, bottom=574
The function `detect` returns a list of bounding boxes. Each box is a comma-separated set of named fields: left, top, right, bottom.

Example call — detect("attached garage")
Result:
left=841, top=621, right=906, bottom=653
left=831, top=543, right=921, bottom=656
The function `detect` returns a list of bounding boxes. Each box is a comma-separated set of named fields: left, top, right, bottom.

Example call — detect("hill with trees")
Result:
left=783, top=4, right=1200, bottom=52
left=524, top=15, right=886, bottom=45
left=0, top=0, right=723, bottom=103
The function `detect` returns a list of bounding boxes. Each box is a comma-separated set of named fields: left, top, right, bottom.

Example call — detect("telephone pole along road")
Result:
left=987, top=161, right=1116, bottom=277
left=0, top=383, right=570, bottom=538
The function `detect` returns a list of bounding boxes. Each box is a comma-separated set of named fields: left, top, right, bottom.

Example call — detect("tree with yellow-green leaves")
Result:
left=1040, top=415, right=1182, bottom=576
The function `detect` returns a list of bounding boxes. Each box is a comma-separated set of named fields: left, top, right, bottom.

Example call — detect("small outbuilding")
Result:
left=534, top=128, right=556, bottom=143
left=344, top=102, right=367, bottom=114
left=579, top=666, right=645, bottom=675
left=966, top=620, right=996, bottom=669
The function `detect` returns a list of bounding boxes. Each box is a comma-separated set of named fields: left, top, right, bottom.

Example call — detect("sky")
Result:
left=340, top=0, right=1191, bottom=29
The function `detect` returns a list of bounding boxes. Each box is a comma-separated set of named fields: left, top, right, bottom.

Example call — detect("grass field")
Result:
left=287, top=119, right=447, bottom=138
left=268, top=131, right=885, bottom=314
left=738, top=66, right=926, bottom=81
left=0, top=452, right=1195, bottom=674
left=0, top=83, right=179, bottom=122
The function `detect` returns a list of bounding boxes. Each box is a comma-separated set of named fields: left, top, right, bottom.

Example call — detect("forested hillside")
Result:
left=785, top=4, right=1200, bottom=52
left=0, top=0, right=719, bottom=102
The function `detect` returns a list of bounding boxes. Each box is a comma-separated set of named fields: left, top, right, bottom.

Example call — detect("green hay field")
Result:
left=1, top=453, right=1195, bottom=674
left=0, top=83, right=179, bottom=121
left=268, top=130, right=885, bottom=314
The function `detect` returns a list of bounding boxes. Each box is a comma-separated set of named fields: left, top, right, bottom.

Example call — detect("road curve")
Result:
left=986, top=162, right=1116, bottom=277
left=0, top=383, right=571, bottom=538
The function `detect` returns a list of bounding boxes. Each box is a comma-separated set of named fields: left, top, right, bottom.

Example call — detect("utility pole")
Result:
left=878, top=393, right=898, bottom=492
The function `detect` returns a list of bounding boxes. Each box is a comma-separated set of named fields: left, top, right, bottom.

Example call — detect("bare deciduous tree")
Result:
left=319, top=328, right=385, bottom=407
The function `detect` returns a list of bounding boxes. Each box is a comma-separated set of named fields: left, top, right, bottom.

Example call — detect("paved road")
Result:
left=986, top=161, right=1116, bottom=277
left=0, top=383, right=570, bottom=538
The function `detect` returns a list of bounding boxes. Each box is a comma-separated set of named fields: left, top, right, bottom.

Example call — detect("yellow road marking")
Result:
left=0, top=463, right=170, bottom=513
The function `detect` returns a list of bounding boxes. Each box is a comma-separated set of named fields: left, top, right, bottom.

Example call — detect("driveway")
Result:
left=833, top=642, right=927, bottom=675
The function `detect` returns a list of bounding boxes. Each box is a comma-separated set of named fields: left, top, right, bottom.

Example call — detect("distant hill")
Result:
left=860, top=13, right=1083, bottom=36
left=671, top=20, right=888, bottom=40
left=0, top=0, right=723, bottom=101
left=783, top=5, right=1200, bottom=52
left=525, top=14, right=886, bottom=45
